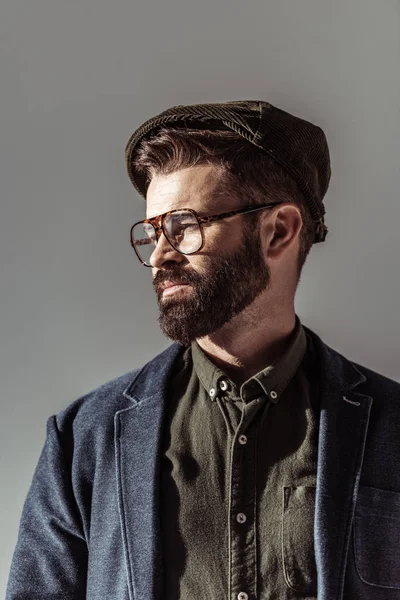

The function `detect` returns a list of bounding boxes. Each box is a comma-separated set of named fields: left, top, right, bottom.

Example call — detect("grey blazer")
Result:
left=6, top=325, right=400, bottom=600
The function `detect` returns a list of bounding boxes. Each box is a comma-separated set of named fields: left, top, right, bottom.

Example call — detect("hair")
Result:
left=130, top=127, right=316, bottom=284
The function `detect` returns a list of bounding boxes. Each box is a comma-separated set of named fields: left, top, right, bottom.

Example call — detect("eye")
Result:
left=180, top=222, right=197, bottom=230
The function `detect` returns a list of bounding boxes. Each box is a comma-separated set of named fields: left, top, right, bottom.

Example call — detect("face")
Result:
left=145, top=165, right=271, bottom=345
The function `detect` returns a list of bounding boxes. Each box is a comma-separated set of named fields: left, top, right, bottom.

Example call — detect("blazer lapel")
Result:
left=306, top=327, right=374, bottom=600
left=114, top=343, right=183, bottom=600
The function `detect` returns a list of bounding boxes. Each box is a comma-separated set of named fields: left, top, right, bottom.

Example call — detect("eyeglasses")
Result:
left=130, top=202, right=283, bottom=267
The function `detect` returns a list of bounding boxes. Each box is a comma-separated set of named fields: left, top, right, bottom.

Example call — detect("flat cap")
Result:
left=125, top=100, right=331, bottom=243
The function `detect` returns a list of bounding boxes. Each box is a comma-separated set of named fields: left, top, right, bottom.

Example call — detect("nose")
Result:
left=149, top=231, right=185, bottom=268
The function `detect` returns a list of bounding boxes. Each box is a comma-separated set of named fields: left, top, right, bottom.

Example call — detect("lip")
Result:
left=161, top=283, right=191, bottom=296
left=160, top=280, right=188, bottom=290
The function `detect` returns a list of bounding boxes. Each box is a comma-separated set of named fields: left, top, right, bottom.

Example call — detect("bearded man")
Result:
left=6, top=101, right=400, bottom=600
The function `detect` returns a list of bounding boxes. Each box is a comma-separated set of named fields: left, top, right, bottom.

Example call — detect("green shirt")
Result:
left=160, top=315, right=320, bottom=600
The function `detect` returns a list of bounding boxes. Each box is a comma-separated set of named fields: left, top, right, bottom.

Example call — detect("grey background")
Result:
left=1, top=0, right=399, bottom=592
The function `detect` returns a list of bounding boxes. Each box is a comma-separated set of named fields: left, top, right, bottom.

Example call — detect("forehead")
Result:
left=145, top=165, right=238, bottom=219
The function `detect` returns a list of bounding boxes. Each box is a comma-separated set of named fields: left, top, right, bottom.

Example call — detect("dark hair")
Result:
left=131, top=127, right=316, bottom=282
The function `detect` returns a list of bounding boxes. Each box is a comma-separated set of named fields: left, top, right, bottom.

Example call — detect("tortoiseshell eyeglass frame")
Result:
left=130, top=201, right=284, bottom=267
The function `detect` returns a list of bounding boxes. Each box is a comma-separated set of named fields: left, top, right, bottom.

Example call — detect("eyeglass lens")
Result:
left=132, top=210, right=203, bottom=265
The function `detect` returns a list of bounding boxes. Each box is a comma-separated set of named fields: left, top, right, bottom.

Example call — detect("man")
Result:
left=6, top=100, right=400, bottom=600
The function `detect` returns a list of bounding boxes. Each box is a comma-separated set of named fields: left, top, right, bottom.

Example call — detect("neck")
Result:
left=195, top=302, right=297, bottom=386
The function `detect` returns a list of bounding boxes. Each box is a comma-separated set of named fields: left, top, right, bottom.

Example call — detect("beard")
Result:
left=152, top=224, right=271, bottom=346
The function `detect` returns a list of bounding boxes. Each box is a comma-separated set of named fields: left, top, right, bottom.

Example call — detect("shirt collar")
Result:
left=191, top=314, right=308, bottom=404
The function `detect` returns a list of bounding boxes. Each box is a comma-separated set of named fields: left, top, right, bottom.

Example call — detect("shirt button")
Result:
left=238, top=434, right=248, bottom=445
left=236, top=512, right=247, bottom=524
left=209, top=388, right=216, bottom=398
left=219, top=379, right=229, bottom=392
left=238, top=593, right=248, bottom=600
left=270, top=390, right=278, bottom=399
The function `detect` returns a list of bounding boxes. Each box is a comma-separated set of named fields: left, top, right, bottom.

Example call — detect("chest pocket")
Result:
left=354, top=484, right=400, bottom=589
left=282, top=486, right=317, bottom=596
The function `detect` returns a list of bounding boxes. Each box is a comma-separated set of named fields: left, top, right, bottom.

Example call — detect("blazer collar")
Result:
left=122, top=342, right=183, bottom=405
left=122, top=325, right=368, bottom=405
left=116, top=328, right=372, bottom=600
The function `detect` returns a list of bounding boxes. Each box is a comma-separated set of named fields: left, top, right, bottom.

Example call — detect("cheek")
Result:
left=186, top=256, right=209, bottom=275
left=204, top=222, right=243, bottom=252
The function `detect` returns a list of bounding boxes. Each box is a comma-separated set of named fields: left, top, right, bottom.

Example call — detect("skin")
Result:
left=145, top=164, right=303, bottom=387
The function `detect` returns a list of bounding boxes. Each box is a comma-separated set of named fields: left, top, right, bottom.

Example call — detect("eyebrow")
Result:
left=146, top=207, right=193, bottom=220
left=146, top=192, right=228, bottom=220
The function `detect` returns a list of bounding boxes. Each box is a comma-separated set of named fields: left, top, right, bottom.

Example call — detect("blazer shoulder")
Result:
left=305, top=324, right=400, bottom=399
left=351, top=359, right=400, bottom=398
left=50, top=340, right=183, bottom=438
left=54, top=367, right=142, bottom=435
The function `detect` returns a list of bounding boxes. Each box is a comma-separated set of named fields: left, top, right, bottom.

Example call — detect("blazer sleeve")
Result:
left=5, top=414, right=88, bottom=599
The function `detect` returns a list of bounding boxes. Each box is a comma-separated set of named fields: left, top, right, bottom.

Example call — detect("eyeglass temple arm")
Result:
left=137, top=202, right=281, bottom=232
left=197, top=203, right=281, bottom=225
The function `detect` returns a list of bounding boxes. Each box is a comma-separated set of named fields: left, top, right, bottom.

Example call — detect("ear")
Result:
left=265, top=204, right=303, bottom=261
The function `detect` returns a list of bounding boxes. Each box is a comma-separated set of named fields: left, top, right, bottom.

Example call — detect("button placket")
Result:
left=228, top=419, right=258, bottom=600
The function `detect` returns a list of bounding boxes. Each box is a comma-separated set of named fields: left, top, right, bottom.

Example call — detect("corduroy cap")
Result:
left=125, top=100, right=331, bottom=243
